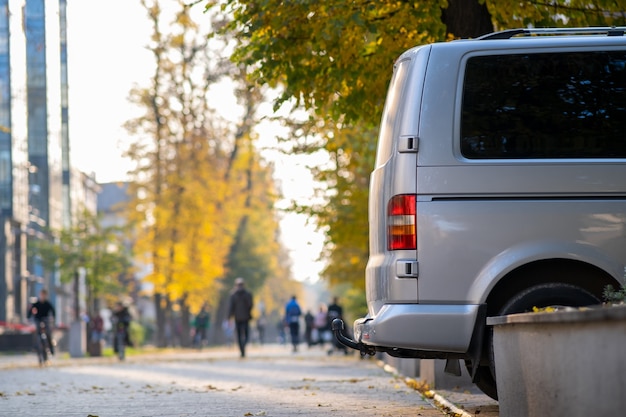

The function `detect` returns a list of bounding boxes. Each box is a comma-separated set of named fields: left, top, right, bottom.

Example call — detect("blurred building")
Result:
left=97, top=182, right=154, bottom=322
left=97, top=182, right=129, bottom=230
left=0, top=0, right=97, bottom=326
left=0, top=0, right=30, bottom=324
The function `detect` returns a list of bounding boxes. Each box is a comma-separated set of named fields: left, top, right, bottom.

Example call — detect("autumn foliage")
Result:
left=124, top=1, right=293, bottom=346
left=204, top=0, right=626, bottom=301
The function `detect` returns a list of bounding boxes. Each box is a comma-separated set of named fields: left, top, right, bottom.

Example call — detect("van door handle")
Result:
left=397, top=260, right=418, bottom=278
left=398, top=136, right=418, bottom=153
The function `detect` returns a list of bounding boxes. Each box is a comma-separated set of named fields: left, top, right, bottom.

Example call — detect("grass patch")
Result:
left=101, top=346, right=142, bottom=358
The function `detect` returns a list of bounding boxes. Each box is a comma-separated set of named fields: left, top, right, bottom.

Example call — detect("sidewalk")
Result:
left=1, top=344, right=499, bottom=416
left=1, top=343, right=449, bottom=417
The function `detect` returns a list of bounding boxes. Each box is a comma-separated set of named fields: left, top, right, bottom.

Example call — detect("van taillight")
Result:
left=387, top=194, right=416, bottom=250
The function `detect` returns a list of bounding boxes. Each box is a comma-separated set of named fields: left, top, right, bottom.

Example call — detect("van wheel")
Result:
left=498, top=283, right=600, bottom=316
left=477, top=283, right=601, bottom=400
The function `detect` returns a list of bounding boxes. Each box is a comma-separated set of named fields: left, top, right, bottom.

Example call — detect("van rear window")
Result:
left=461, top=51, right=626, bottom=159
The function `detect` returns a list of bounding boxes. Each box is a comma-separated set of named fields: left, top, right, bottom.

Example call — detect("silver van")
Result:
left=334, top=27, right=626, bottom=399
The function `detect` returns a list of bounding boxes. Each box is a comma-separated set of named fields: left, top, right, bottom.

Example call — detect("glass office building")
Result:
left=0, top=0, right=68, bottom=323
left=26, top=0, right=63, bottom=233
left=0, top=0, right=30, bottom=323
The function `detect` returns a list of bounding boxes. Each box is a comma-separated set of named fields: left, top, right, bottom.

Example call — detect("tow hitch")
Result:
left=331, top=319, right=377, bottom=357
left=332, top=316, right=483, bottom=362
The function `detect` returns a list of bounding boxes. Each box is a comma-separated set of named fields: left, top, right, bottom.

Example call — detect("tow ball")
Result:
left=331, top=319, right=377, bottom=357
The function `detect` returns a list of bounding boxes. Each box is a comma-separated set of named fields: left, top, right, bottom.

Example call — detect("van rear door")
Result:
left=366, top=45, right=430, bottom=314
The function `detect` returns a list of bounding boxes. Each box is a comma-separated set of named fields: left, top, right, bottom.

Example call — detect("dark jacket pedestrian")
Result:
left=193, top=306, right=210, bottom=348
left=327, top=296, right=348, bottom=354
left=304, top=310, right=314, bottom=347
left=228, top=277, right=253, bottom=357
left=284, top=295, right=302, bottom=352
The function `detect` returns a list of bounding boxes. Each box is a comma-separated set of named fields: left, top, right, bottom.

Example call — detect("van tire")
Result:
left=477, top=283, right=601, bottom=400
left=499, top=283, right=600, bottom=316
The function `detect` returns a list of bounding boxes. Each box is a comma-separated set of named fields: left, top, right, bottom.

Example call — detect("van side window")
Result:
left=375, top=59, right=410, bottom=167
left=461, top=51, right=626, bottom=159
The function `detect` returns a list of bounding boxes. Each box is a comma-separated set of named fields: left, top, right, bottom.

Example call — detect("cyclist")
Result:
left=112, top=301, right=132, bottom=354
left=27, top=288, right=56, bottom=356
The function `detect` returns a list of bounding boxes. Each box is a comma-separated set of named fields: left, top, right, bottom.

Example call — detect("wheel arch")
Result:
left=467, top=259, right=619, bottom=400
left=485, top=258, right=619, bottom=317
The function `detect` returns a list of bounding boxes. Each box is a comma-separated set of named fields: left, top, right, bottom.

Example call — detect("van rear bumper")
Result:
left=354, top=303, right=481, bottom=354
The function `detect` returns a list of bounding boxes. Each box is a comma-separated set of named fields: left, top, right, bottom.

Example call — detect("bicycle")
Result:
left=34, top=319, right=52, bottom=366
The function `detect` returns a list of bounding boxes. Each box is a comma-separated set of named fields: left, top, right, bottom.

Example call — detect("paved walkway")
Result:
left=0, top=344, right=443, bottom=417
left=0, top=345, right=498, bottom=417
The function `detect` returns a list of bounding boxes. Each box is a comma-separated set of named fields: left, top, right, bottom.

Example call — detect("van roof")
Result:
left=478, top=27, right=626, bottom=40
left=397, top=27, right=626, bottom=63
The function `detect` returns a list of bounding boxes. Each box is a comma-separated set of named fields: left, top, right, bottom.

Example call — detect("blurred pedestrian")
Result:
left=256, top=312, right=268, bottom=344
left=276, top=319, right=286, bottom=344
left=222, top=320, right=234, bottom=346
left=304, top=310, right=314, bottom=347
left=193, top=305, right=210, bottom=349
left=327, top=296, right=348, bottom=355
left=89, top=312, right=104, bottom=356
left=284, top=295, right=302, bottom=352
left=228, top=277, right=253, bottom=358
left=90, top=313, right=104, bottom=343
left=313, top=305, right=328, bottom=346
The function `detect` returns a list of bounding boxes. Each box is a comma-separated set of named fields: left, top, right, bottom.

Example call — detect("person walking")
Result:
left=284, top=295, right=302, bottom=352
left=256, top=312, right=268, bottom=345
left=88, top=312, right=104, bottom=356
left=228, top=277, right=253, bottom=358
left=327, top=296, right=348, bottom=354
left=313, top=305, right=328, bottom=346
left=304, top=310, right=314, bottom=347
left=193, top=305, right=210, bottom=348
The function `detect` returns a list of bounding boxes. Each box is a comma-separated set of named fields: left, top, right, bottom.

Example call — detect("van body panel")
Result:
left=417, top=164, right=626, bottom=195
left=466, top=239, right=626, bottom=304
left=417, top=199, right=626, bottom=303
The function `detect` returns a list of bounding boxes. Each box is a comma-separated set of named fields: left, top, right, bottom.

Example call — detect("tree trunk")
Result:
left=154, top=292, right=166, bottom=347
left=179, top=298, right=192, bottom=347
left=441, top=0, right=494, bottom=38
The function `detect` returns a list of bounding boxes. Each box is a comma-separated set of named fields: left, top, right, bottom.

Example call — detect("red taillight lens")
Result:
left=387, top=194, right=416, bottom=250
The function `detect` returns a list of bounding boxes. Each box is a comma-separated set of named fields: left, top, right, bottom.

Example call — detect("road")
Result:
left=0, top=344, right=498, bottom=417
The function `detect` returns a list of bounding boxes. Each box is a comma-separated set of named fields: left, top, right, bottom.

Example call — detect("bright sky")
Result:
left=65, top=0, right=325, bottom=283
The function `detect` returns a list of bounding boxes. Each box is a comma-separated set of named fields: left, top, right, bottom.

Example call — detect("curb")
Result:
left=380, top=361, right=473, bottom=417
